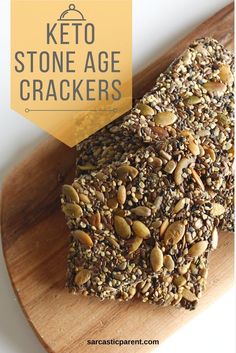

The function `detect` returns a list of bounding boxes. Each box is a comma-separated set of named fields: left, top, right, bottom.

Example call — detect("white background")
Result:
left=0, top=0, right=235, bottom=352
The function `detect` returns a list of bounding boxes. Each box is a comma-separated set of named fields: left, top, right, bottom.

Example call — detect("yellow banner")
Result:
left=11, top=0, right=132, bottom=147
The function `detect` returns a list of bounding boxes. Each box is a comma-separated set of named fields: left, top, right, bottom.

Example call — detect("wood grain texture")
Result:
left=0, top=4, right=234, bottom=353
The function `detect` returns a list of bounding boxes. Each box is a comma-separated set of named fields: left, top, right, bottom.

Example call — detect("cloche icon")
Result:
left=58, top=4, right=86, bottom=21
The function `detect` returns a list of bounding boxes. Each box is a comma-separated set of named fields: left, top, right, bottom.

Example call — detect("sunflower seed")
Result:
left=164, top=255, right=175, bottom=272
left=188, top=241, right=208, bottom=257
left=150, top=246, right=163, bottom=272
left=129, top=236, right=143, bottom=253
left=131, top=206, right=151, bottom=217
left=160, top=219, right=169, bottom=237
left=107, top=236, right=120, bottom=249
left=164, top=220, right=186, bottom=245
left=117, top=185, right=126, bottom=205
left=114, top=216, right=131, bottom=239
left=132, top=221, right=150, bottom=239
left=211, top=227, right=218, bottom=250
left=173, top=198, right=186, bottom=214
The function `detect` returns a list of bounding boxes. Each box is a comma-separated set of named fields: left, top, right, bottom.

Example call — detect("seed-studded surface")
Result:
left=62, top=38, right=234, bottom=310
left=76, top=38, right=234, bottom=231
left=62, top=136, right=222, bottom=310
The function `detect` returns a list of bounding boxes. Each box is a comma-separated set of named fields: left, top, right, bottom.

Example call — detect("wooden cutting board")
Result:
left=1, top=4, right=234, bottom=353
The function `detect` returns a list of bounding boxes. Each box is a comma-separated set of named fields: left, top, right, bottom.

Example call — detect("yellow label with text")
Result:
left=11, top=0, right=132, bottom=147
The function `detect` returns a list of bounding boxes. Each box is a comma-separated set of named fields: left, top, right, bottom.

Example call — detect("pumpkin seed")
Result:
left=174, top=157, right=195, bottom=185
left=150, top=246, right=163, bottom=272
left=188, top=240, right=208, bottom=257
left=62, top=185, right=80, bottom=203
left=62, top=203, right=83, bottom=218
left=164, top=220, right=186, bottom=245
left=137, top=103, right=155, bottom=116
left=203, top=81, right=226, bottom=96
left=154, top=112, right=177, bottom=126
left=114, top=216, right=131, bottom=239
left=117, top=185, right=126, bottom=205
left=129, top=236, right=143, bottom=253
left=117, top=165, right=139, bottom=179
left=219, top=64, right=233, bottom=85
left=132, top=221, right=150, bottom=239
left=75, top=269, right=91, bottom=285
left=184, top=95, right=202, bottom=105
left=174, top=275, right=186, bottom=287
left=182, top=288, right=198, bottom=302
left=131, top=206, right=151, bottom=217
left=72, top=230, right=93, bottom=248
left=210, top=203, right=225, bottom=216
left=164, top=255, right=175, bottom=272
